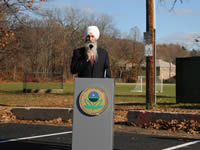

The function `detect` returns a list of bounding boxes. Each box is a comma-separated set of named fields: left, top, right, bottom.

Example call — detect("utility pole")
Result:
left=146, top=0, right=155, bottom=109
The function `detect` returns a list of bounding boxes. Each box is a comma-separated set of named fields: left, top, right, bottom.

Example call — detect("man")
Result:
left=70, top=26, right=111, bottom=78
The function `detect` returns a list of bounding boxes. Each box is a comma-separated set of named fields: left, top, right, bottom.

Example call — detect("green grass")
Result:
left=0, top=82, right=74, bottom=106
left=24, top=83, right=63, bottom=89
left=0, top=82, right=176, bottom=107
left=0, top=82, right=74, bottom=94
left=114, top=83, right=176, bottom=104
left=156, top=84, right=176, bottom=103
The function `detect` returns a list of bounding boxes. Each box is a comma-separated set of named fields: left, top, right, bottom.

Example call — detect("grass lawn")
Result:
left=115, top=83, right=176, bottom=104
left=0, top=82, right=176, bottom=107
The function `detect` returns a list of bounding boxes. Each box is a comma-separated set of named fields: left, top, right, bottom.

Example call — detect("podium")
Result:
left=72, top=78, right=114, bottom=150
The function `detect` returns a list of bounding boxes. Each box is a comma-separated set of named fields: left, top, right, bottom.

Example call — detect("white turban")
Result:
left=85, top=26, right=100, bottom=40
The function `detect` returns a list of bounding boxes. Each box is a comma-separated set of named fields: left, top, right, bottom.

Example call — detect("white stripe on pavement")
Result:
left=162, top=140, right=200, bottom=150
left=0, top=131, right=72, bottom=143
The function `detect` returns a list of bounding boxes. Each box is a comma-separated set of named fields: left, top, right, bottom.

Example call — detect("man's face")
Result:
left=86, top=32, right=96, bottom=42
left=85, top=32, right=98, bottom=60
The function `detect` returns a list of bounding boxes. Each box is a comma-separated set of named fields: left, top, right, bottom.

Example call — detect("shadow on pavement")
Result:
left=1, top=140, right=123, bottom=150
left=1, top=140, right=71, bottom=150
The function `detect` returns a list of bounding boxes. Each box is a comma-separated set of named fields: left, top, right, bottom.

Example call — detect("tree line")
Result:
left=0, top=1, right=199, bottom=82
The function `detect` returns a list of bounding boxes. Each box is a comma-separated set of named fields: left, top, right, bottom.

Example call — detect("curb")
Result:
left=11, top=108, right=200, bottom=124
left=128, top=110, right=200, bottom=125
left=11, top=107, right=73, bottom=121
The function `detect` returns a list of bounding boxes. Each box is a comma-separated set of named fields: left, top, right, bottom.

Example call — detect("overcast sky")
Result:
left=42, top=0, right=200, bottom=50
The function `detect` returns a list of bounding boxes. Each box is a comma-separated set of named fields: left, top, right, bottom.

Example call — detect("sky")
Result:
left=41, top=0, right=200, bottom=50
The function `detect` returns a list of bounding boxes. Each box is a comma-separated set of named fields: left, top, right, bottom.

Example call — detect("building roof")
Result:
left=156, top=59, right=175, bottom=68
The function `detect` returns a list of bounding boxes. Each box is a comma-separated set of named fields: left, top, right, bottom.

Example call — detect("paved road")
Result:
left=0, top=123, right=199, bottom=150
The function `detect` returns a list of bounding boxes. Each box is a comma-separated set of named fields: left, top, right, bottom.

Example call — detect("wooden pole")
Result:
left=146, top=0, right=155, bottom=109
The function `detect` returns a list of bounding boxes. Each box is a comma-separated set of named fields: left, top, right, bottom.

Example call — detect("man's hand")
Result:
left=87, top=50, right=94, bottom=62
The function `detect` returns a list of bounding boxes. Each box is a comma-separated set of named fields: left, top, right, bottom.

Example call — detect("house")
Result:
left=156, top=59, right=176, bottom=80
left=116, top=59, right=176, bottom=80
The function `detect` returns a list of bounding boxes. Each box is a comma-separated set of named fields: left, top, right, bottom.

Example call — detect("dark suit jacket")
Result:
left=70, top=47, right=111, bottom=78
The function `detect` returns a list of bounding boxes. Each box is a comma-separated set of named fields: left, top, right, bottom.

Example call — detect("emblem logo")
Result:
left=79, top=87, right=109, bottom=116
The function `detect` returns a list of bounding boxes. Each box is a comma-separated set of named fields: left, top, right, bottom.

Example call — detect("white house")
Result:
left=117, top=59, right=176, bottom=80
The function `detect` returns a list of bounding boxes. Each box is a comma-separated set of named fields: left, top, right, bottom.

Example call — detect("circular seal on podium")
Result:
left=79, top=87, right=109, bottom=116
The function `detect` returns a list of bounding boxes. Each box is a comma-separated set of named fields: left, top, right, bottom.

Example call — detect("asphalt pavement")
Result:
left=0, top=123, right=200, bottom=150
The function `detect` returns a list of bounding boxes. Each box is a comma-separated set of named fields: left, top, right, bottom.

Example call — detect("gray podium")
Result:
left=72, top=78, right=114, bottom=150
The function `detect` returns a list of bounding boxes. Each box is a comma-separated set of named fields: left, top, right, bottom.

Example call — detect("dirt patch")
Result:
left=1, top=105, right=200, bottom=138
left=0, top=106, right=16, bottom=123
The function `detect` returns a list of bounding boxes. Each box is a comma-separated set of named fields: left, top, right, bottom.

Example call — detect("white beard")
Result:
left=85, top=41, right=98, bottom=61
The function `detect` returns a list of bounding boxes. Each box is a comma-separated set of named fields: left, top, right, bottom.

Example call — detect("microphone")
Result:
left=89, top=44, right=94, bottom=49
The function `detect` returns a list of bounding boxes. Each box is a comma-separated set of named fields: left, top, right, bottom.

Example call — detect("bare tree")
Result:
left=194, top=35, right=200, bottom=48
left=121, top=27, right=144, bottom=78
left=158, top=0, right=184, bottom=10
left=0, top=0, right=48, bottom=69
left=157, top=44, right=189, bottom=64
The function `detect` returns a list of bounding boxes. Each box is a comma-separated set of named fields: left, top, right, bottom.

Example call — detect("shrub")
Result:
left=164, top=76, right=176, bottom=84
left=127, top=77, right=137, bottom=83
